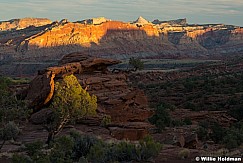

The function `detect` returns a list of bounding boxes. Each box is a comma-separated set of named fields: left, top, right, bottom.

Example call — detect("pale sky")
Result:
left=0, top=0, right=243, bottom=26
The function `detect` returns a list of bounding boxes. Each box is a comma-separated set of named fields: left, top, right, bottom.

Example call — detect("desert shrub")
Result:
left=183, top=117, right=192, bottom=125
left=161, top=102, right=176, bottom=111
left=178, top=148, right=190, bottom=159
left=0, top=104, right=30, bottom=123
left=223, top=122, right=243, bottom=149
left=87, top=141, right=110, bottom=163
left=113, top=141, right=137, bottom=161
left=78, top=157, right=89, bottom=163
left=0, top=121, right=20, bottom=149
left=210, top=122, right=226, bottom=143
left=171, top=119, right=184, bottom=127
left=197, top=121, right=226, bottom=143
left=88, top=136, right=162, bottom=162
left=228, top=104, right=243, bottom=120
left=136, top=135, right=162, bottom=161
left=223, top=133, right=238, bottom=149
left=0, top=76, right=30, bottom=123
left=25, top=140, right=44, bottom=157
left=149, top=104, right=171, bottom=132
left=184, top=101, right=197, bottom=111
left=35, top=156, right=51, bottom=163
left=12, top=132, right=161, bottom=163
left=70, top=131, right=99, bottom=161
left=12, top=140, right=49, bottom=163
left=49, top=135, right=74, bottom=163
left=101, top=115, right=111, bottom=127
left=12, top=154, right=32, bottom=163
left=46, top=74, right=97, bottom=144
left=196, top=126, right=208, bottom=141
left=197, top=120, right=243, bottom=148
left=129, top=57, right=144, bottom=71
left=0, top=76, right=11, bottom=91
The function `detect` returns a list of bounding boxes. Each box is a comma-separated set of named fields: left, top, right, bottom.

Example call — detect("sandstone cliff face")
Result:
left=0, top=18, right=52, bottom=31
left=19, top=21, right=159, bottom=49
left=1, top=18, right=243, bottom=76
left=26, top=53, right=153, bottom=140
left=14, top=20, right=243, bottom=60
left=12, top=21, right=176, bottom=63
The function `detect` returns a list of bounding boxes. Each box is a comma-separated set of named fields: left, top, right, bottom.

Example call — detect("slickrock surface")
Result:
left=25, top=53, right=153, bottom=140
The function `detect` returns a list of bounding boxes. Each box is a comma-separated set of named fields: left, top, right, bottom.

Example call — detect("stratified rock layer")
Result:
left=0, top=18, right=52, bottom=31
left=1, top=18, right=243, bottom=76
left=26, top=52, right=153, bottom=140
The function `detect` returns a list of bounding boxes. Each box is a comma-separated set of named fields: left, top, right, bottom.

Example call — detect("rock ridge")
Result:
left=1, top=17, right=243, bottom=76
left=25, top=52, right=153, bottom=140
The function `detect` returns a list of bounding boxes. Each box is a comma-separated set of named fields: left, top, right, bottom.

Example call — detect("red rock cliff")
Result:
left=0, top=18, right=52, bottom=31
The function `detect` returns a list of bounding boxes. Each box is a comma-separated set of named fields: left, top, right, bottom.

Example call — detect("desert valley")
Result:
left=0, top=17, right=242, bottom=162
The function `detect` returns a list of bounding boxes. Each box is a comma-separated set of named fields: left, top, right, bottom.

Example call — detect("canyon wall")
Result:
left=0, top=17, right=243, bottom=76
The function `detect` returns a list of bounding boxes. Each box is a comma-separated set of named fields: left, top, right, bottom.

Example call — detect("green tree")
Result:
left=149, top=104, right=172, bottom=132
left=0, top=77, right=30, bottom=123
left=128, top=57, right=144, bottom=71
left=0, top=121, right=20, bottom=150
left=46, top=75, right=97, bottom=144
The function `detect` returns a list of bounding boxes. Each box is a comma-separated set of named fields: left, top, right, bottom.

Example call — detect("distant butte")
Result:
left=0, top=17, right=52, bottom=31
left=0, top=17, right=243, bottom=76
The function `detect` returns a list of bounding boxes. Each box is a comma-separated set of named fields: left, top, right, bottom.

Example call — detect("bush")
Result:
left=113, top=141, right=137, bottom=161
left=46, top=75, right=97, bottom=144
left=149, top=104, right=171, bottom=132
left=78, top=157, right=89, bottom=163
left=101, top=115, right=111, bottom=127
left=0, top=76, right=30, bottom=123
left=210, top=122, right=226, bottom=143
left=223, top=133, right=238, bottom=149
left=0, top=121, right=20, bottom=149
left=49, top=136, right=74, bottom=163
left=12, top=154, right=32, bottom=163
left=136, top=136, right=162, bottom=161
left=87, top=141, right=110, bottom=163
left=171, top=119, right=184, bottom=127
left=178, top=148, right=190, bottom=159
left=88, top=136, right=162, bottom=162
left=228, top=104, right=243, bottom=120
left=11, top=132, right=162, bottom=163
left=12, top=141, right=50, bottom=163
left=129, top=57, right=144, bottom=71
left=223, top=122, right=243, bottom=149
left=183, top=118, right=192, bottom=125
left=196, top=126, right=208, bottom=141
left=184, top=102, right=197, bottom=111
left=70, top=131, right=99, bottom=161
left=25, top=140, right=44, bottom=157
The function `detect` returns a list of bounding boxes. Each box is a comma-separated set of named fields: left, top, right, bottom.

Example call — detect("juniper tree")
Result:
left=46, top=75, right=97, bottom=144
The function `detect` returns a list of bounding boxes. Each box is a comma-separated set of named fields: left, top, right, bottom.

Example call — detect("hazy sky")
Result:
left=1, top=0, right=243, bottom=26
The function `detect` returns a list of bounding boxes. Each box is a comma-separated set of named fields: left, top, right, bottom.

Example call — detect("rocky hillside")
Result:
left=23, top=52, right=153, bottom=141
left=0, top=17, right=243, bottom=76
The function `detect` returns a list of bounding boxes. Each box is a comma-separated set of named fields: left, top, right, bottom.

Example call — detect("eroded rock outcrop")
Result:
left=26, top=52, right=153, bottom=140
left=0, top=18, right=52, bottom=31
left=152, top=18, right=187, bottom=26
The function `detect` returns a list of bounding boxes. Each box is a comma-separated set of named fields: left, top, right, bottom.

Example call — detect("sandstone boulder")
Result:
left=25, top=72, right=55, bottom=111
left=25, top=53, right=153, bottom=140
left=30, top=108, right=53, bottom=124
